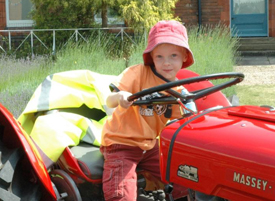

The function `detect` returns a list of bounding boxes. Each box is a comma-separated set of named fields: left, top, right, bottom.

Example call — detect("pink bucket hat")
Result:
left=143, top=20, right=194, bottom=69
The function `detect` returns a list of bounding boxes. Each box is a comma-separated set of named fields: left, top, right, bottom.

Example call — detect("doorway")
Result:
left=230, top=0, right=268, bottom=37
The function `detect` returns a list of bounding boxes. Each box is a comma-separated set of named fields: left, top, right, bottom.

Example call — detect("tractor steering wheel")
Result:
left=127, top=72, right=244, bottom=105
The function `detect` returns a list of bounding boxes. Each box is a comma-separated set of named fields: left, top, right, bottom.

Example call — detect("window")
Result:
left=233, top=0, right=265, bottom=14
left=5, top=0, right=34, bottom=27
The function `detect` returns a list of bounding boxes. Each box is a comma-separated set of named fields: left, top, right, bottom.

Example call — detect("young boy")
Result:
left=100, top=20, right=194, bottom=200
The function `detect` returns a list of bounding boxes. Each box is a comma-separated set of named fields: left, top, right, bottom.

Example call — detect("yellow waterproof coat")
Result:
left=18, top=70, right=116, bottom=167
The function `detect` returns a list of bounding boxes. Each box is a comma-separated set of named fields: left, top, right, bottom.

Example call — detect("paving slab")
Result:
left=268, top=56, right=275, bottom=64
left=236, top=55, right=275, bottom=66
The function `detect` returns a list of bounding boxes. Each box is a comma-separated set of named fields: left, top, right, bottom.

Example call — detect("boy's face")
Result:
left=151, top=44, right=187, bottom=81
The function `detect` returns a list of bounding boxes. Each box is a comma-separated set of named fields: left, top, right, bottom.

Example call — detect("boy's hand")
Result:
left=118, top=91, right=133, bottom=109
left=106, top=91, right=133, bottom=109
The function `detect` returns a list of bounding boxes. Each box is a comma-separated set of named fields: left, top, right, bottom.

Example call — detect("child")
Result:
left=100, top=20, right=194, bottom=200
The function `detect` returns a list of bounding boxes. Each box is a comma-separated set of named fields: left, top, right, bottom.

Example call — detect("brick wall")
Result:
left=175, top=0, right=230, bottom=27
left=270, top=0, right=275, bottom=37
left=0, top=0, right=6, bottom=30
left=174, top=0, right=198, bottom=26
left=175, top=0, right=274, bottom=37
left=201, top=0, right=229, bottom=26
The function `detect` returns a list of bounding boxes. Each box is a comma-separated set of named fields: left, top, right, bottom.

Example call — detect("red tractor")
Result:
left=1, top=69, right=274, bottom=201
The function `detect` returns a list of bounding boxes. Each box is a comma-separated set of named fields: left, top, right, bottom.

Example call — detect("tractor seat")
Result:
left=70, top=142, right=104, bottom=180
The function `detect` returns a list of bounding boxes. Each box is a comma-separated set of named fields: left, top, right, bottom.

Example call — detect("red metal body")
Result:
left=58, top=147, right=102, bottom=184
left=176, top=69, right=231, bottom=111
left=0, top=103, right=56, bottom=200
left=160, top=105, right=275, bottom=201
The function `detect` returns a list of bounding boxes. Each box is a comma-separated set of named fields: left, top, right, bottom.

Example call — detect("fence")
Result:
left=0, top=27, right=146, bottom=58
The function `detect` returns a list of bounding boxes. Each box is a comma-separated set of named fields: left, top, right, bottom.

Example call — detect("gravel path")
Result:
left=234, top=65, right=275, bottom=86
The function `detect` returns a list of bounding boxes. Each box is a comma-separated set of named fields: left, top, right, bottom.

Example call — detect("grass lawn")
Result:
left=236, top=85, right=275, bottom=106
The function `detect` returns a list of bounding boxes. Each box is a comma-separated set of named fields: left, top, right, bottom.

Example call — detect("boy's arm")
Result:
left=106, top=91, right=133, bottom=109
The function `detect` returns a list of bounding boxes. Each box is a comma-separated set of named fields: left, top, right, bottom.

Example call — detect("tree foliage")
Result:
left=118, top=0, right=180, bottom=31
left=29, top=0, right=179, bottom=58
left=30, top=0, right=101, bottom=29
left=30, top=0, right=179, bottom=30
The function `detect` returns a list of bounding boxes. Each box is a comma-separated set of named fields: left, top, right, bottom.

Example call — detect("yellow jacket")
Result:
left=18, top=70, right=116, bottom=167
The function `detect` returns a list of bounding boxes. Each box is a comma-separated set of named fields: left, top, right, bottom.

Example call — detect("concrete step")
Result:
left=237, top=37, right=275, bottom=56
left=239, top=37, right=275, bottom=43
left=235, top=54, right=275, bottom=66
left=238, top=50, right=275, bottom=56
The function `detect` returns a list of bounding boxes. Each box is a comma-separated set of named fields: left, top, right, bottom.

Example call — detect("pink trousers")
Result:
left=100, top=142, right=188, bottom=201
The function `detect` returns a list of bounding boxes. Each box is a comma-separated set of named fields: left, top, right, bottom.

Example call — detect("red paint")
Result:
left=160, top=105, right=275, bottom=200
left=0, top=103, right=56, bottom=200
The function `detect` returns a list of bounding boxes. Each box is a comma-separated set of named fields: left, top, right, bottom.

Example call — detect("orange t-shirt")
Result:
left=101, top=64, right=183, bottom=150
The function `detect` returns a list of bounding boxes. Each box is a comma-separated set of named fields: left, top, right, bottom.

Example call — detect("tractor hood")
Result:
left=160, top=105, right=275, bottom=201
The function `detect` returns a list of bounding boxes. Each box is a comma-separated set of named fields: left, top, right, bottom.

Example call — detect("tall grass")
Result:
left=188, top=25, right=239, bottom=74
left=187, top=25, right=240, bottom=98
left=0, top=25, right=238, bottom=117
